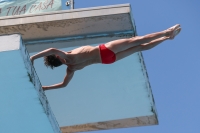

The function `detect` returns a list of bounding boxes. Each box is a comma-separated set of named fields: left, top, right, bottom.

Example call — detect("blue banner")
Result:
left=0, top=0, right=61, bottom=17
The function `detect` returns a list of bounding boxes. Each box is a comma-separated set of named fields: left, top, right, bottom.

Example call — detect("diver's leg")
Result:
left=115, top=36, right=170, bottom=61
left=105, top=24, right=180, bottom=53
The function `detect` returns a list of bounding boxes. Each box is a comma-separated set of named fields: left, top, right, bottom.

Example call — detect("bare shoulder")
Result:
left=50, top=48, right=68, bottom=58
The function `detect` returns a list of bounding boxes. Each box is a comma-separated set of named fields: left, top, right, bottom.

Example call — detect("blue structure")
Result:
left=0, top=34, right=60, bottom=133
left=0, top=3, right=158, bottom=133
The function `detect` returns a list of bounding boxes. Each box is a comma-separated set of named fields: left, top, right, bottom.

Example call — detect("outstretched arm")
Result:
left=42, top=68, right=75, bottom=91
left=30, top=48, right=67, bottom=63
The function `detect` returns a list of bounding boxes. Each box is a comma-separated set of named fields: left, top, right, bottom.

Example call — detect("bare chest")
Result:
left=68, top=46, right=101, bottom=64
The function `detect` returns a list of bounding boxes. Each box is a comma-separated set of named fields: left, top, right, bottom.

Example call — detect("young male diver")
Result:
left=30, top=24, right=181, bottom=90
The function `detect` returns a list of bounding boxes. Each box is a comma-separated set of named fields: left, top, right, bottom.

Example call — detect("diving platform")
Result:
left=0, top=4, right=136, bottom=47
left=0, top=4, right=158, bottom=133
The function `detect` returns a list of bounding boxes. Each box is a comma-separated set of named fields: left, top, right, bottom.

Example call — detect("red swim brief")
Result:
left=99, top=44, right=116, bottom=64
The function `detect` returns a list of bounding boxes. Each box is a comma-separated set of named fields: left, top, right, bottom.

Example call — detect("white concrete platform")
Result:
left=0, top=4, right=136, bottom=42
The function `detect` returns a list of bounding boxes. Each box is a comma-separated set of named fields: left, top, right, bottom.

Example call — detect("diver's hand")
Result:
left=42, top=86, right=48, bottom=91
left=30, top=56, right=34, bottom=65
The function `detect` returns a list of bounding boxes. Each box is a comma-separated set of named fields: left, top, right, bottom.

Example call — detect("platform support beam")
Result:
left=0, top=34, right=61, bottom=133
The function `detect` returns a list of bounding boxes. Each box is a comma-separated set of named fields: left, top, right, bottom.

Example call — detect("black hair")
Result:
left=44, top=55, right=62, bottom=69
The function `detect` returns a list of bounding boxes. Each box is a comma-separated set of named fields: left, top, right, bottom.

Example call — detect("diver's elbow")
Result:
left=61, top=82, right=68, bottom=88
